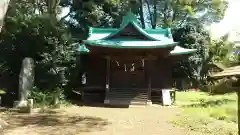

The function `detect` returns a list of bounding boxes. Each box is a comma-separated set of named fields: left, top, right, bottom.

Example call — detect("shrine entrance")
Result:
left=102, top=57, right=149, bottom=105
left=110, top=59, right=147, bottom=89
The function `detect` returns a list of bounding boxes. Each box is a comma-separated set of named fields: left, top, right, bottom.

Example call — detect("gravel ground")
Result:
left=0, top=105, right=201, bottom=135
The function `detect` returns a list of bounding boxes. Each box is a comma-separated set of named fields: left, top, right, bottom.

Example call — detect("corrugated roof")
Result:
left=211, top=66, right=240, bottom=78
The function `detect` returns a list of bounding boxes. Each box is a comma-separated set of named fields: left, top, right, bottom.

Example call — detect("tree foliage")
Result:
left=172, top=24, right=210, bottom=86
left=0, top=0, right=75, bottom=93
left=144, top=0, right=228, bottom=28
left=0, top=0, right=231, bottom=99
left=61, top=0, right=130, bottom=38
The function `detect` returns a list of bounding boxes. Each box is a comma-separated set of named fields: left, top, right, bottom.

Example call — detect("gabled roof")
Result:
left=211, top=65, right=240, bottom=78
left=83, top=40, right=177, bottom=49
left=78, top=44, right=90, bottom=54
left=87, top=27, right=173, bottom=41
left=79, top=11, right=196, bottom=55
left=87, top=12, right=173, bottom=41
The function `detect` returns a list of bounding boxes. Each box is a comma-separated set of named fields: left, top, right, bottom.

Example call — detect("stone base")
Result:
left=13, top=99, right=33, bottom=113
left=147, top=100, right=152, bottom=106
left=104, top=99, right=110, bottom=104
left=13, top=100, right=28, bottom=108
left=13, top=99, right=33, bottom=108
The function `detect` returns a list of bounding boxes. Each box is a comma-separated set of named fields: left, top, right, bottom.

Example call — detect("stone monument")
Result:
left=0, top=0, right=10, bottom=106
left=0, top=0, right=10, bottom=31
left=14, top=57, right=34, bottom=108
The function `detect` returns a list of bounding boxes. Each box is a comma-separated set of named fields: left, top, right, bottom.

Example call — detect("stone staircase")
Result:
left=104, top=88, right=148, bottom=106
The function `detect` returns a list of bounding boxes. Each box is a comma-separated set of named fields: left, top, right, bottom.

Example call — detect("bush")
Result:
left=209, top=78, right=237, bottom=94
left=0, top=90, right=6, bottom=95
left=29, top=87, right=70, bottom=108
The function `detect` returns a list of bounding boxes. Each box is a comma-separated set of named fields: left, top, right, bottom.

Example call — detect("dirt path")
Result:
left=1, top=105, right=201, bottom=135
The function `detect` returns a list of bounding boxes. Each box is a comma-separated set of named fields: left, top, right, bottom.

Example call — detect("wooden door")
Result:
left=110, top=59, right=146, bottom=89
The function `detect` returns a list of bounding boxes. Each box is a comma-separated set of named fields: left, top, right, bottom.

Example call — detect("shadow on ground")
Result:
left=69, top=99, right=130, bottom=108
left=1, top=109, right=111, bottom=135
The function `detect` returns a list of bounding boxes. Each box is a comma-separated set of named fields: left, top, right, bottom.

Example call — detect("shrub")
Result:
left=210, top=79, right=237, bottom=94
left=29, top=87, right=70, bottom=108
left=0, top=90, right=6, bottom=95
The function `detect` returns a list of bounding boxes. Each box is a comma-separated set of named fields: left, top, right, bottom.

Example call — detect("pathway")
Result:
left=1, top=105, right=201, bottom=135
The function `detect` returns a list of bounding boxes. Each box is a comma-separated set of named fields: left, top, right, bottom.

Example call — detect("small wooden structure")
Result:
left=211, top=66, right=240, bottom=78
left=211, top=65, right=240, bottom=134
left=76, top=12, right=196, bottom=106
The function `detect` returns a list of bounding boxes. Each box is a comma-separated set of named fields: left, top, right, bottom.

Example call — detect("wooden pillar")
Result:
left=147, top=59, right=152, bottom=102
left=148, top=76, right=152, bottom=100
left=106, top=56, right=110, bottom=96
left=238, top=91, right=240, bottom=135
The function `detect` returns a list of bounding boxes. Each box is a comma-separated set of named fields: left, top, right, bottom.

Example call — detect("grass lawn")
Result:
left=172, top=91, right=238, bottom=135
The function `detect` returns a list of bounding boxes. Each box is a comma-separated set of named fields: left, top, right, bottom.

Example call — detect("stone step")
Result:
left=105, top=89, right=148, bottom=106
left=105, top=100, right=147, bottom=105
left=106, top=97, right=148, bottom=100
left=110, top=89, right=147, bottom=92
left=109, top=90, right=147, bottom=92
left=106, top=98, right=147, bottom=101
left=106, top=96, right=148, bottom=100
left=108, top=91, right=147, bottom=94
left=106, top=94, right=148, bottom=98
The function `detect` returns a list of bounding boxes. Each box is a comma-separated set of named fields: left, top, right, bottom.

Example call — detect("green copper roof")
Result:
left=87, top=28, right=172, bottom=41
left=77, top=11, right=196, bottom=56
left=120, top=12, right=140, bottom=27
left=83, top=40, right=177, bottom=49
left=170, top=46, right=197, bottom=55
left=78, top=44, right=90, bottom=53
left=87, top=12, right=172, bottom=41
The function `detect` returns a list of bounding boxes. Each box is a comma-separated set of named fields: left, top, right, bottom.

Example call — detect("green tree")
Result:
left=0, top=0, right=75, bottom=93
left=172, top=24, right=211, bottom=87
left=61, top=0, right=127, bottom=38
left=144, top=0, right=228, bottom=28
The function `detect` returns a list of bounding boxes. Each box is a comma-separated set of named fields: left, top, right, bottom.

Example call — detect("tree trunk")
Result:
left=152, top=0, right=157, bottom=29
left=238, top=91, right=240, bottom=135
left=139, top=0, right=145, bottom=28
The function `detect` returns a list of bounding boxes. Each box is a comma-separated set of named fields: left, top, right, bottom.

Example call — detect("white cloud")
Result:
left=210, top=0, right=240, bottom=41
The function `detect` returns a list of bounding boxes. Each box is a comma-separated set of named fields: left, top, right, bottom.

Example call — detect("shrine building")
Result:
left=76, top=12, right=196, bottom=106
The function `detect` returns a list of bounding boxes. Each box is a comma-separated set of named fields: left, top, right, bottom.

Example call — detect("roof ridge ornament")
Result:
left=167, top=28, right=173, bottom=38
left=120, top=11, right=139, bottom=27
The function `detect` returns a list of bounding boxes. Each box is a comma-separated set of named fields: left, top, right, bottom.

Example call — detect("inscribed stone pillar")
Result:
left=0, top=1, right=10, bottom=106
left=0, top=0, right=10, bottom=32
left=14, top=57, right=34, bottom=108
